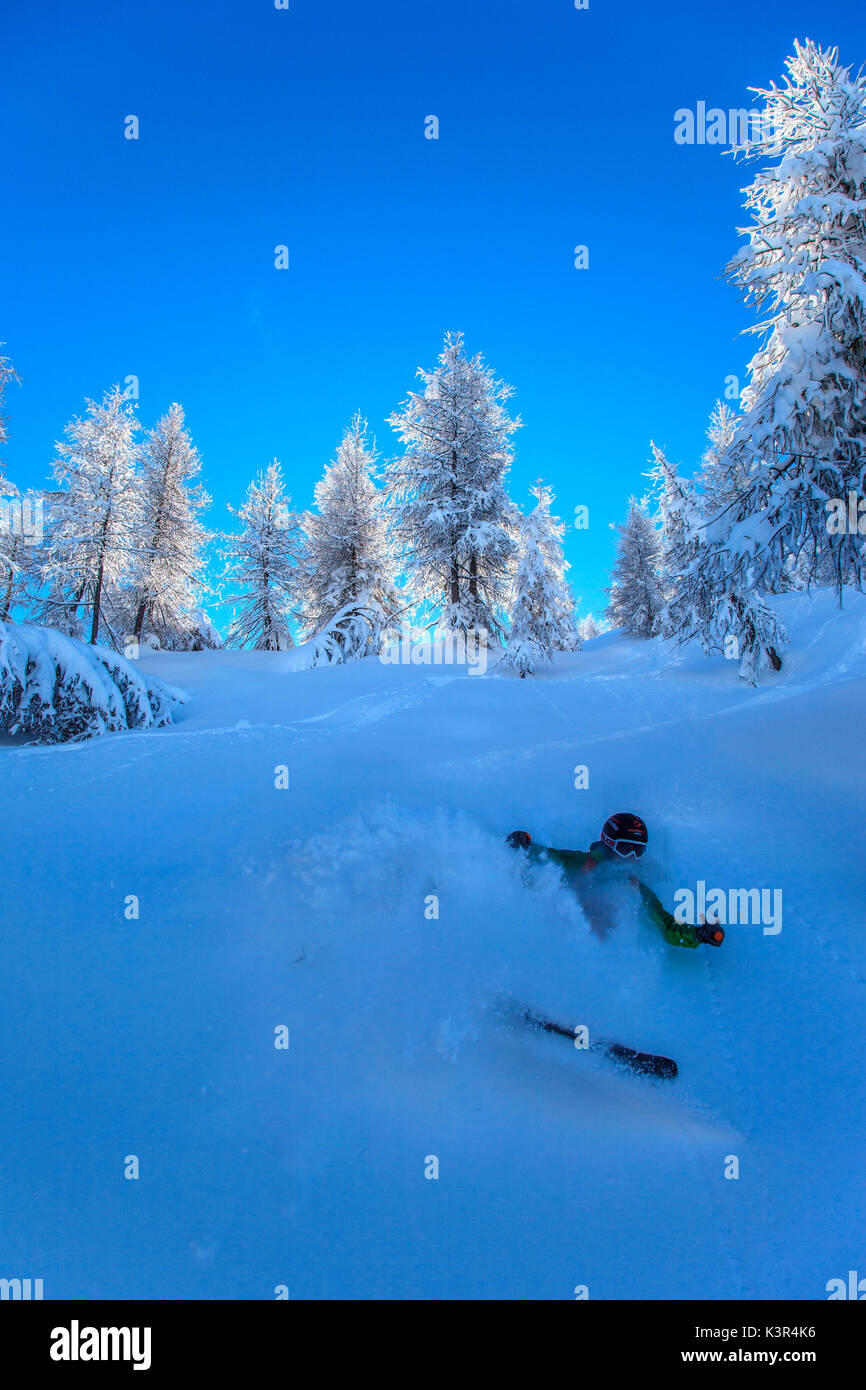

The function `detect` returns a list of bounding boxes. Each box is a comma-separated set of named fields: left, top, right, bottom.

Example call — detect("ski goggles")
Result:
left=602, top=835, right=647, bottom=859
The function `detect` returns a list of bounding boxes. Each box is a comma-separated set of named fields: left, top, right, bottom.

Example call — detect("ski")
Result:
left=518, top=1006, right=678, bottom=1080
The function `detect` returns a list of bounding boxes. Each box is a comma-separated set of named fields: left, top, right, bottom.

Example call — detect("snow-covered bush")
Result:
left=305, top=598, right=391, bottom=667
left=184, top=609, right=223, bottom=651
left=0, top=621, right=186, bottom=744
left=137, top=608, right=223, bottom=653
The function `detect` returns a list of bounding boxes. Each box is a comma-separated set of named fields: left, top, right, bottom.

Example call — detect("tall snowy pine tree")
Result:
left=0, top=348, right=29, bottom=621
left=577, top=612, right=605, bottom=642
left=41, top=385, right=141, bottom=645
left=502, top=482, right=578, bottom=676
left=699, top=401, right=741, bottom=517
left=656, top=39, right=866, bottom=681
left=127, top=403, right=212, bottom=649
left=299, top=413, right=398, bottom=646
left=0, top=346, right=19, bottom=491
left=605, top=497, right=664, bottom=639
left=386, top=333, right=520, bottom=639
left=223, top=460, right=299, bottom=651
left=652, top=444, right=785, bottom=683
left=713, top=40, right=866, bottom=602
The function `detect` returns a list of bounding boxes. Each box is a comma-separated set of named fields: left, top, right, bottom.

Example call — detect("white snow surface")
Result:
left=2, top=588, right=865, bottom=1299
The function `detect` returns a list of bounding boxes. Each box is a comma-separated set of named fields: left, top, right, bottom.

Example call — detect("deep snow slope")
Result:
left=2, top=589, right=865, bottom=1300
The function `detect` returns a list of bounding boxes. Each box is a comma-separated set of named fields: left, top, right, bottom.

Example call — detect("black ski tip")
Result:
left=606, top=1043, right=678, bottom=1079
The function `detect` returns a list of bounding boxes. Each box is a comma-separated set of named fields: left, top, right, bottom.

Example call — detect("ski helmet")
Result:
left=600, top=812, right=648, bottom=859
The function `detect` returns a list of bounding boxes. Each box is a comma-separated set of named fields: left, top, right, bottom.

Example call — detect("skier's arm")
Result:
left=633, top=877, right=702, bottom=949
left=530, top=844, right=590, bottom=872
left=507, top=832, right=589, bottom=873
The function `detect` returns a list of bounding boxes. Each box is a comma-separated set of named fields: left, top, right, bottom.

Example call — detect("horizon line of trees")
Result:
left=0, top=332, right=586, bottom=672
left=3, top=40, right=864, bottom=686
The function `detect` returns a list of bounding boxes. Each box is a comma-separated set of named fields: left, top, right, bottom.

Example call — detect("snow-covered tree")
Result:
left=298, top=413, right=398, bottom=642
left=0, top=347, right=29, bottom=620
left=0, top=619, right=185, bottom=743
left=386, top=332, right=520, bottom=638
left=182, top=608, right=223, bottom=651
left=605, top=497, right=664, bottom=639
left=651, top=445, right=785, bottom=684
left=501, top=482, right=578, bottom=676
left=222, top=460, right=299, bottom=651
left=40, top=386, right=141, bottom=645
left=663, top=39, right=866, bottom=683
left=305, top=599, right=393, bottom=666
left=650, top=446, right=713, bottom=639
left=0, top=493, right=43, bottom=622
left=699, top=401, right=741, bottom=516
left=0, top=346, right=19, bottom=491
left=719, top=39, right=866, bottom=601
left=126, top=403, right=212, bottom=649
left=577, top=612, right=605, bottom=642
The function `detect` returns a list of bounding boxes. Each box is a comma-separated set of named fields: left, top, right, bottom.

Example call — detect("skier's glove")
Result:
left=696, top=923, right=725, bottom=946
left=506, top=830, right=532, bottom=849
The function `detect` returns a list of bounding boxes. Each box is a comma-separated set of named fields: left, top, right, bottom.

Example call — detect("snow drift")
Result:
left=1, top=588, right=865, bottom=1298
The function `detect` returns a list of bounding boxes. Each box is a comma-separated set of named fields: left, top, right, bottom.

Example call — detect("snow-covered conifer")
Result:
left=0, top=348, right=29, bottom=620
left=652, top=445, right=785, bottom=683
left=386, top=333, right=520, bottom=638
left=41, top=386, right=141, bottom=644
left=222, top=460, right=299, bottom=650
left=699, top=402, right=741, bottom=517
left=0, top=493, right=43, bottom=622
left=577, top=612, right=605, bottom=642
left=650, top=446, right=717, bottom=641
left=721, top=39, right=866, bottom=599
left=0, top=346, right=19, bottom=491
left=127, top=404, right=212, bottom=648
left=501, top=482, right=578, bottom=676
left=605, top=497, right=664, bottom=639
left=184, top=608, right=223, bottom=650
left=299, top=413, right=398, bottom=641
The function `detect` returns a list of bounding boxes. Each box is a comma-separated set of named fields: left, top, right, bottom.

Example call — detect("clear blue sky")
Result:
left=1, top=0, right=863, bottom=618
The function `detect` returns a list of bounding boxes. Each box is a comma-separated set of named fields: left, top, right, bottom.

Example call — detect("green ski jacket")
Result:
left=520, top=839, right=701, bottom=949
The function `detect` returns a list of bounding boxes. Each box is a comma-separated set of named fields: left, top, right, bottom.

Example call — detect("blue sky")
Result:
left=1, top=0, right=863, bottom=620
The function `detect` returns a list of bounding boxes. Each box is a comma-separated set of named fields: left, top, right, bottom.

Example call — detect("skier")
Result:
left=507, top=811, right=724, bottom=949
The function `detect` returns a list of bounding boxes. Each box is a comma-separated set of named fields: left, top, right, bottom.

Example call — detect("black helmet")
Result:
left=601, top=812, right=648, bottom=859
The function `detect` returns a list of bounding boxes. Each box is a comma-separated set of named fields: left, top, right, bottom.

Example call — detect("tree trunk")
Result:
left=90, top=558, right=105, bottom=644
left=90, top=514, right=111, bottom=644
left=262, top=566, right=273, bottom=649
left=132, top=597, right=149, bottom=641
left=449, top=444, right=460, bottom=610
left=68, top=580, right=85, bottom=632
left=136, top=466, right=170, bottom=641
left=0, top=567, right=13, bottom=621
left=0, top=536, right=17, bottom=620
left=468, top=552, right=478, bottom=599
